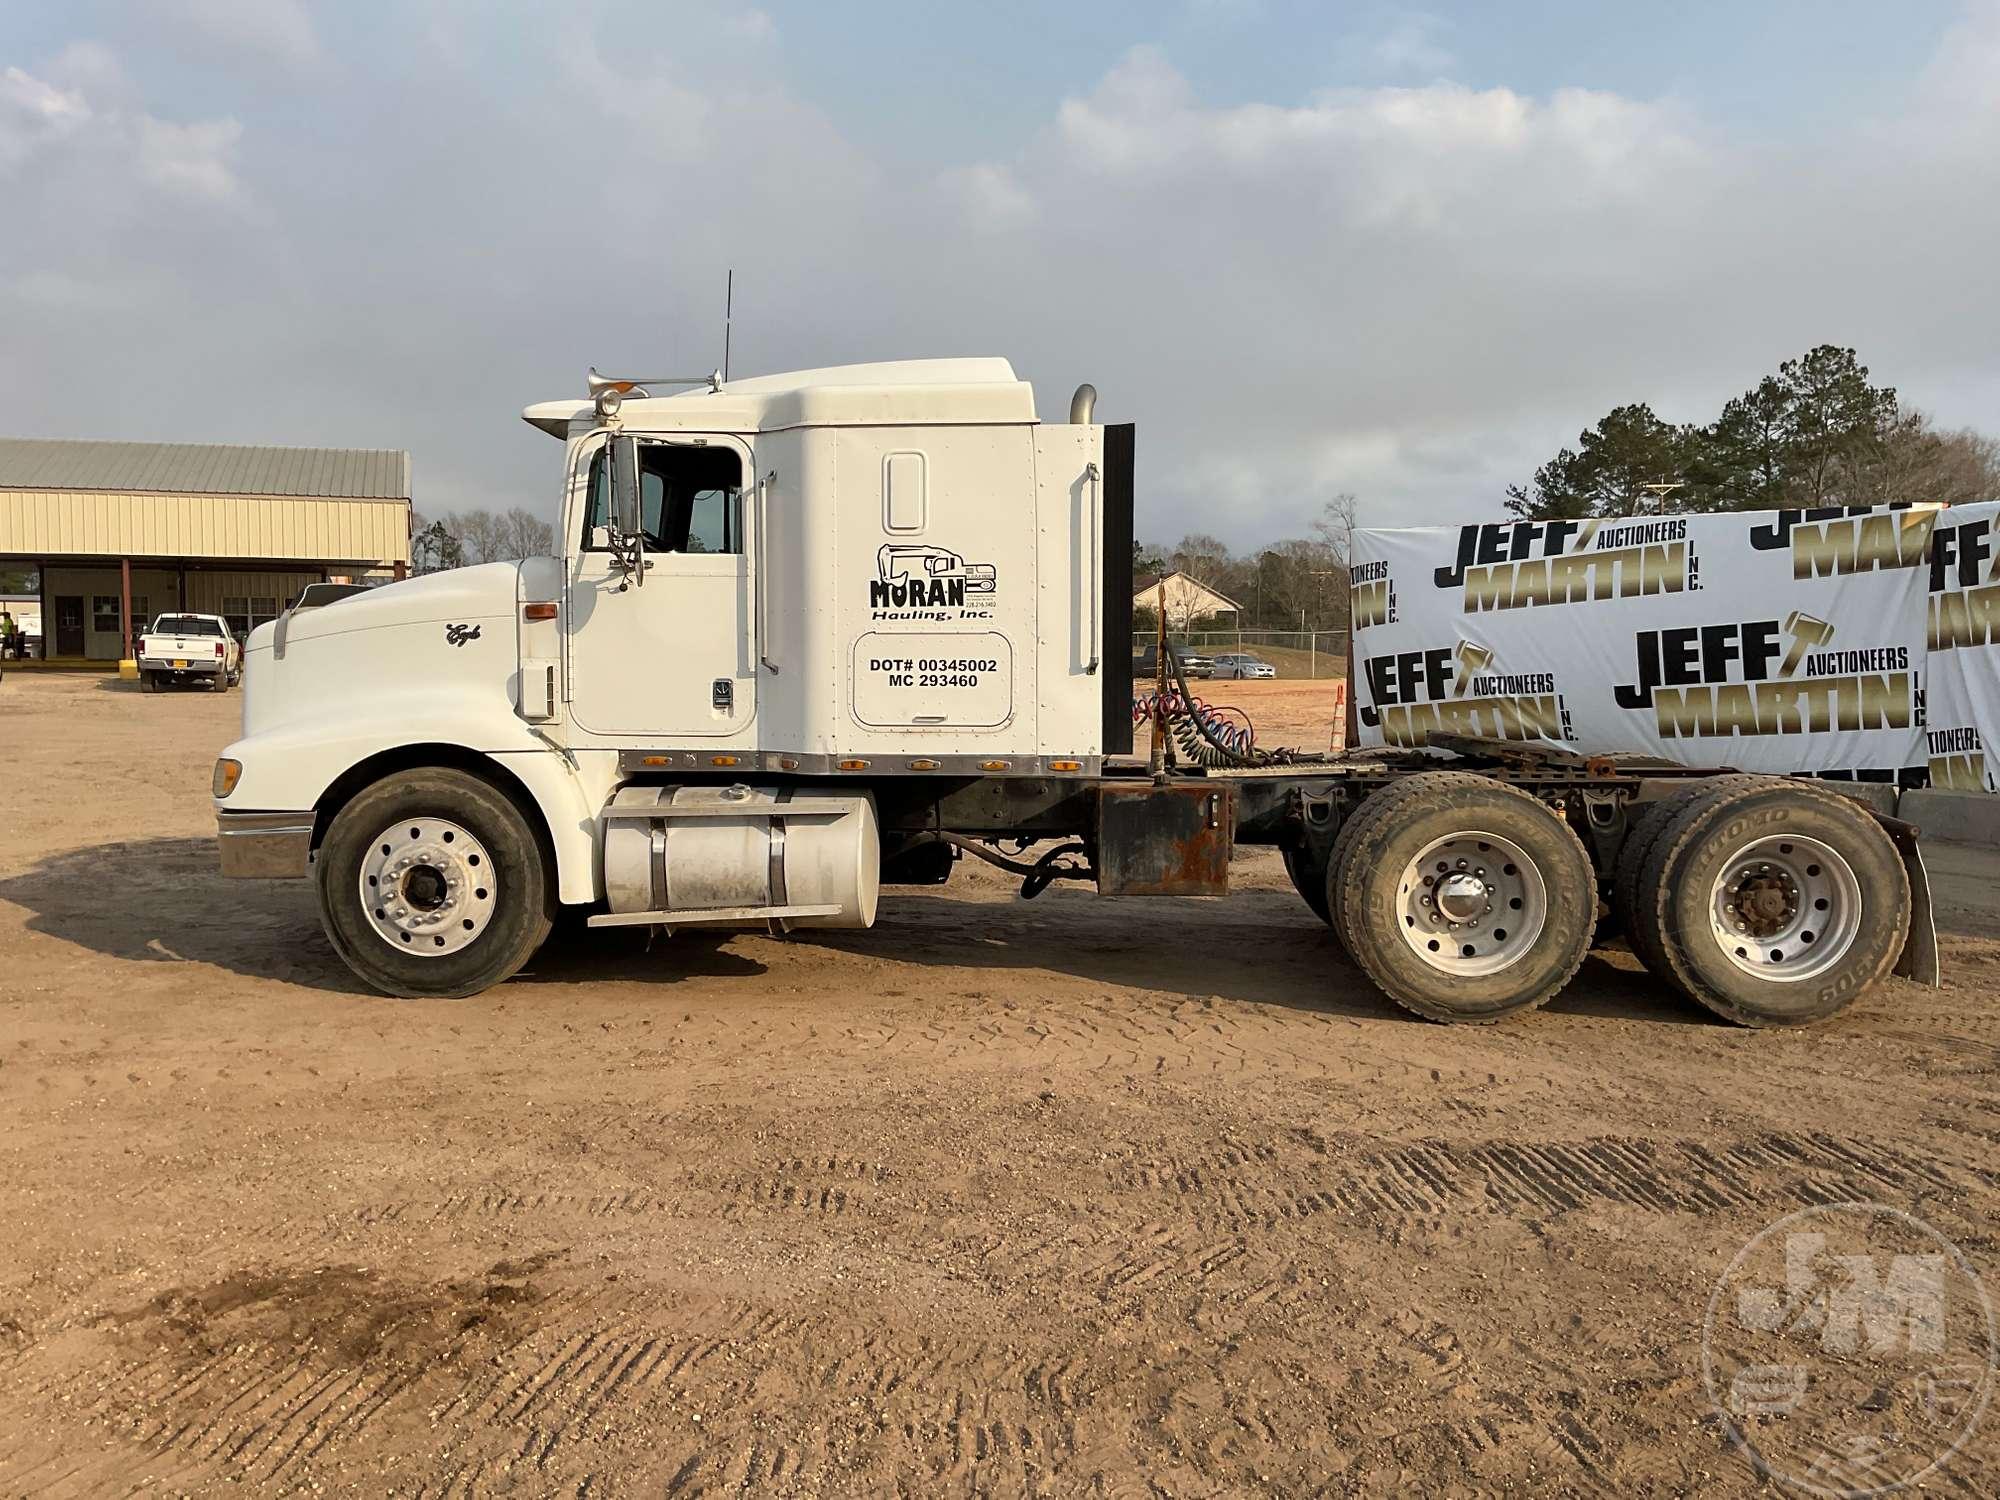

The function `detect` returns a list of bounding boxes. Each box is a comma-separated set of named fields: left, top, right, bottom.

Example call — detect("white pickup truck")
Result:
left=139, top=613, right=241, bottom=692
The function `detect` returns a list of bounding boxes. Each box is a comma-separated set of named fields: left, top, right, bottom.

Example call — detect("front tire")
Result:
left=1331, top=772, right=1596, bottom=1023
left=314, top=768, right=554, bottom=998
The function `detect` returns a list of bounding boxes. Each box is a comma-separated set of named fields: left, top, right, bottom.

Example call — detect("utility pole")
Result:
left=1636, top=481, right=1685, bottom=514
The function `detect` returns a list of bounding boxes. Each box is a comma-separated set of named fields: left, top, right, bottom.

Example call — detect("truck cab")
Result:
left=213, top=359, right=1133, bottom=996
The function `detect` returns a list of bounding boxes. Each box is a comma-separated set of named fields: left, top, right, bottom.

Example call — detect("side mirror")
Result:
left=608, top=435, right=641, bottom=538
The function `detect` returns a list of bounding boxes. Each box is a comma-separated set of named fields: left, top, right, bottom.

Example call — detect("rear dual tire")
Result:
left=1627, top=779, right=1906, bottom=1027
left=1322, top=772, right=1597, bottom=1023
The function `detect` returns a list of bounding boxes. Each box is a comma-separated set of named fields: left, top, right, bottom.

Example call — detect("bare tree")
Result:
left=496, top=507, right=556, bottom=559
left=452, top=509, right=505, bottom=565
left=1838, top=410, right=2000, bottom=507
left=1312, top=492, right=1360, bottom=565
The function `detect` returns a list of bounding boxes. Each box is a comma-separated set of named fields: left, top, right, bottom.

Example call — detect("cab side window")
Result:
left=581, top=443, right=742, bottom=555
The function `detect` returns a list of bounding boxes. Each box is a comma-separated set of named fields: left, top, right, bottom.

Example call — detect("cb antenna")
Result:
left=723, top=268, right=733, bottom=382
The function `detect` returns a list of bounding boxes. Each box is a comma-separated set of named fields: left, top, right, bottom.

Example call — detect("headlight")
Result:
left=213, top=758, right=242, bottom=798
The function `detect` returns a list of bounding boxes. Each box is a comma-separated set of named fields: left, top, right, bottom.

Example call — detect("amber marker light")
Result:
left=522, top=602, right=559, bottom=622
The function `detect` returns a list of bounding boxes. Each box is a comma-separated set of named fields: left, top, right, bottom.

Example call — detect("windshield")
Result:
left=152, top=616, right=222, bottom=637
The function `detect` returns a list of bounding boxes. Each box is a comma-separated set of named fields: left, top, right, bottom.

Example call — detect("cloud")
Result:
left=145, top=0, right=322, bottom=67
left=135, top=114, right=244, bottom=200
left=0, top=7, right=1996, bottom=551
left=1366, top=11, right=1455, bottom=76
left=0, top=54, right=243, bottom=202
left=0, top=66, right=93, bottom=170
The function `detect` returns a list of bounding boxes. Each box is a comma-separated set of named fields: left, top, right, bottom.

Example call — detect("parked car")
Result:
left=138, top=612, right=241, bottom=692
left=1210, top=652, right=1277, bottom=680
left=1133, top=644, right=1213, bottom=679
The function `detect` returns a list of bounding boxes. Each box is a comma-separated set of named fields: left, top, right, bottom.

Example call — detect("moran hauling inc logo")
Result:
left=1612, top=615, right=1919, bottom=741
left=1358, top=638, right=1574, bottom=748
left=869, top=544, right=997, bottom=620
left=1432, top=517, right=1696, bottom=613
left=1702, top=1202, right=1994, bottom=1496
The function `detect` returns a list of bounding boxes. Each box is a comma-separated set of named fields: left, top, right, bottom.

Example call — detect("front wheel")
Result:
left=314, top=768, right=554, bottom=998
left=1331, top=772, right=1596, bottom=1022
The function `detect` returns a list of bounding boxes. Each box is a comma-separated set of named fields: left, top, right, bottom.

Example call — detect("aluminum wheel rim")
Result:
left=1395, top=831, right=1548, bottom=977
left=1706, top=834, right=1860, bottom=983
left=357, top=817, right=496, bottom=957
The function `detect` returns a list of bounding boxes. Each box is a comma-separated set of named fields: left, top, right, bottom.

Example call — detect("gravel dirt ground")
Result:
left=0, top=673, right=1994, bottom=1497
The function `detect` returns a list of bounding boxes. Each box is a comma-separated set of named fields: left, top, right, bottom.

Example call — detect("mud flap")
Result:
left=1871, top=812, right=1940, bottom=987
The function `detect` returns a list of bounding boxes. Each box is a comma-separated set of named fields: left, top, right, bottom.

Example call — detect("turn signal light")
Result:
left=1049, top=759, right=1084, bottom=772
left=212, top=758, right=242, bottom=798
left=523, top=602, right=559, bottom=622
left=837, top=759, right=869, bottom=771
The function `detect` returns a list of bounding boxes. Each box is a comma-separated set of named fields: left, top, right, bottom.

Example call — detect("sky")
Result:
left=2, top=0, right=1997, bottom=548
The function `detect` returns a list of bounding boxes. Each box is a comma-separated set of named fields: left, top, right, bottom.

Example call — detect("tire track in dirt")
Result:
left=346, top=1155, right=895, bottom=1232
left=413, top=1293, right=1102, bottom=1495
left=1103, top=1129, right=1969, bottom=1229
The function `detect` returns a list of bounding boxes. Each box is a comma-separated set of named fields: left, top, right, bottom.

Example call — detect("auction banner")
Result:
left=1924, top=500, right=2000, bottom=792
left=1350, top=506, right=1936, bottom=776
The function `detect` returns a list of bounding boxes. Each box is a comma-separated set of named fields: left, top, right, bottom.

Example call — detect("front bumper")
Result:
left=217, top=809, right=314, bottom=878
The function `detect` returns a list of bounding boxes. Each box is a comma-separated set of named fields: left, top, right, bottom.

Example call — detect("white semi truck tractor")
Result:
left=211, top=358, right=1931, bottom=1023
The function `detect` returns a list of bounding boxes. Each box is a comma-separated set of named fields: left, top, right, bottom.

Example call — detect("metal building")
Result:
left=0, top=437, right=411, bottom=662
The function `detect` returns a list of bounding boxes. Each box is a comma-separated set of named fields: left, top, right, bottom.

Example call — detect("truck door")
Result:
left=564, top=434, right=757, bottom=740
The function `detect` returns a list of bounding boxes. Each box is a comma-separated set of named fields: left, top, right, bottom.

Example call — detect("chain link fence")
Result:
left=1155, top=629, right=1350, bottom=679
